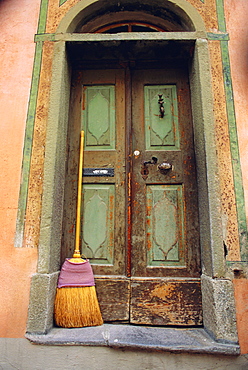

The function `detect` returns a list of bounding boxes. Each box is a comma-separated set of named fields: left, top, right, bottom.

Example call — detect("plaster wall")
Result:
left=224, top=0, right=248, bottom=354
left=224, top=0, right=248, bottom=222
left=0, top=0, right=40, bottom=337
left=0, top=0, right=248, bottom=361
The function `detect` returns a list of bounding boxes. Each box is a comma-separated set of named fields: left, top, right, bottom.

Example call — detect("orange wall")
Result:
left=0, top=0, right=40, bottom=337
left=225, top=0, right=248, bottom=219
left=0, top=0, right=247, bottom=345
left=233, top=279, right=248, bottom=354
left=225, top=0, right=248, bottom=354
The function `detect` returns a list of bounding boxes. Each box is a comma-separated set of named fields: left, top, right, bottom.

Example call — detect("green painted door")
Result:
left=130, top=69, right=201, bottom=325
left=64, top=66, right=202, bottom=325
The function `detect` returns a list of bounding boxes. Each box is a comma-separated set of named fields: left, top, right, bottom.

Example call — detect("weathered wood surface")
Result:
left=95, top=277, right=130, bottom=322
left=62, top=64, right=202, bottom=325
left=130, top=279, right=202, bottom=326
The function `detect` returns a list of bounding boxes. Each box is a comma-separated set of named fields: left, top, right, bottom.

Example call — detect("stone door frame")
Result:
left=26, top=0, right=238, bottom=344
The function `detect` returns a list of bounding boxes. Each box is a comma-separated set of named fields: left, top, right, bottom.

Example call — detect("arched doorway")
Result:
left=61, top=9, right=202, bottom=325
left=28, top=0, right=231, bottom=339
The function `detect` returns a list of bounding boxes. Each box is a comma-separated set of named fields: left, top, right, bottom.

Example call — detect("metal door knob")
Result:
left=158, top=162, right=173, bottom=172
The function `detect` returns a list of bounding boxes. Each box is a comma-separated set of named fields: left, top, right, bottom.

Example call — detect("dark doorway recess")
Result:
left=62, top=41, right=202, bottom=326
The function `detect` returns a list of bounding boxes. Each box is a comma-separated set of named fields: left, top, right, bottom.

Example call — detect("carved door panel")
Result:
left=64, top=66, right=202, bottom=325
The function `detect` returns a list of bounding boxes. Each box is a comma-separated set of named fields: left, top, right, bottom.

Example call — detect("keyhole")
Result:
left=141, top=164, right=149, bottom=179
left=141, top=156, right=158, bottom=180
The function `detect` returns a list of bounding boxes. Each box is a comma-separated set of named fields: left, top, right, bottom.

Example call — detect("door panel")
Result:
left=82, top=85, right=116, bottom=150
left=144, top=85, right=180, bottom=150
left=146, top=184, right=185, bottom=267
left=130, top=279, right=202, bottom=326
left=95, top=277, right=130, bottom=321
left=82, top=184, right=115, bottom=264
left=64, top=65, right=202, bottom=325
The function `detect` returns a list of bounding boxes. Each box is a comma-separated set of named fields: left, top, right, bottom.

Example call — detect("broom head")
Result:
left=54, top=258, right=103, bottom=328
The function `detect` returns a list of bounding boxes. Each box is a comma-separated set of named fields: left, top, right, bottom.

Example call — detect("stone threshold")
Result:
left=26, top=324, right=240, bottom=355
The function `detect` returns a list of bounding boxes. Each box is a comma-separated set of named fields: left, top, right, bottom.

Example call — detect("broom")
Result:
left=54, top=130, right=103, bottom=328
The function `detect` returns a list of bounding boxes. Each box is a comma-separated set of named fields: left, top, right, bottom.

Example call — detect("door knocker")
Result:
left=158, top=94, right=164, bottom=118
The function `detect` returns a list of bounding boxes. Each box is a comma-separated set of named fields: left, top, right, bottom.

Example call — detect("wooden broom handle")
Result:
left=73, top=131, right=84, bottom=258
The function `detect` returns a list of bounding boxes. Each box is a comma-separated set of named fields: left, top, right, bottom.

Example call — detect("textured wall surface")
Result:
left=0, top=0, right=40, bottom=337
left=224, top=0, right=248, bottom=354
left=0, top=0, right=248, bottom=360
left=225, top=0, right=248, bottom=220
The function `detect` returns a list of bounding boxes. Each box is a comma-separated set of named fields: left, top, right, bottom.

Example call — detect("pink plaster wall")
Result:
left=233, top=279, right=248, bottom=354
left=0, top=0, right=247, bottom=346
left=0, top=0, right=40, bottom=337
left=225, top=0, right=248, bottom=354
left=225, top=0, right=248, bottom=219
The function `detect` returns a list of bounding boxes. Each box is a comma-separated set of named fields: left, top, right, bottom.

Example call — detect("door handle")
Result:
left=158, top=162, right=173, bottom=172
left=143, top=156, right=158, bottom=166
left=141, top=156, right=158, bottom=179
left=141, top=157, right=173, bottom=179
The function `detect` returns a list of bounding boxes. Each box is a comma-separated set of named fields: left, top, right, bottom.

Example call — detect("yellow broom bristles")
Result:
left=54, top=286, right=103, bottom=328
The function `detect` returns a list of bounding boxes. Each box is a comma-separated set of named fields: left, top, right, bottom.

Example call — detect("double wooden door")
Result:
left=64, top=65, right=202, bottom=326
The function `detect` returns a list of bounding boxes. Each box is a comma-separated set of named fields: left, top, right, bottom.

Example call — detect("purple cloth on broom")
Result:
left=57, top=258, right=95, bottom=288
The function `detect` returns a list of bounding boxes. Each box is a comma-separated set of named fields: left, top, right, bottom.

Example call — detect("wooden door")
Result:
left=64, top=65, right=202, bottom=326
left=130, top=68, right=201, bottom=325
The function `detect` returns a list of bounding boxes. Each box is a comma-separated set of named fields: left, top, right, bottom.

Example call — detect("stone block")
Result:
left=201, top=274, right=238, bottom=343
left=26, top=272, right=59, bottom=334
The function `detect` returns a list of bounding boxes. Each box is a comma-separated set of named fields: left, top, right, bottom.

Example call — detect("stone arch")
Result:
left=57, top=0, right=206, bottom=34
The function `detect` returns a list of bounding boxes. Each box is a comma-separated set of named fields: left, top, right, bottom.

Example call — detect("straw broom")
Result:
left=54, top=130, right=103, bottom=328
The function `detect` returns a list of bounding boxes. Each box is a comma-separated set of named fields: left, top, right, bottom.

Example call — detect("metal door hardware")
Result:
left=143, top=156, right=158, bottom=166
left=158, top=162, right=173, bottom=172
left=141, top=157, right=158, bottom=179
left=158, top=94, right=164, bottom=118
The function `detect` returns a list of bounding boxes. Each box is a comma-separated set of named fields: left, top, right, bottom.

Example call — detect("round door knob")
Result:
left=158, top=162, right=173, bottom=172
